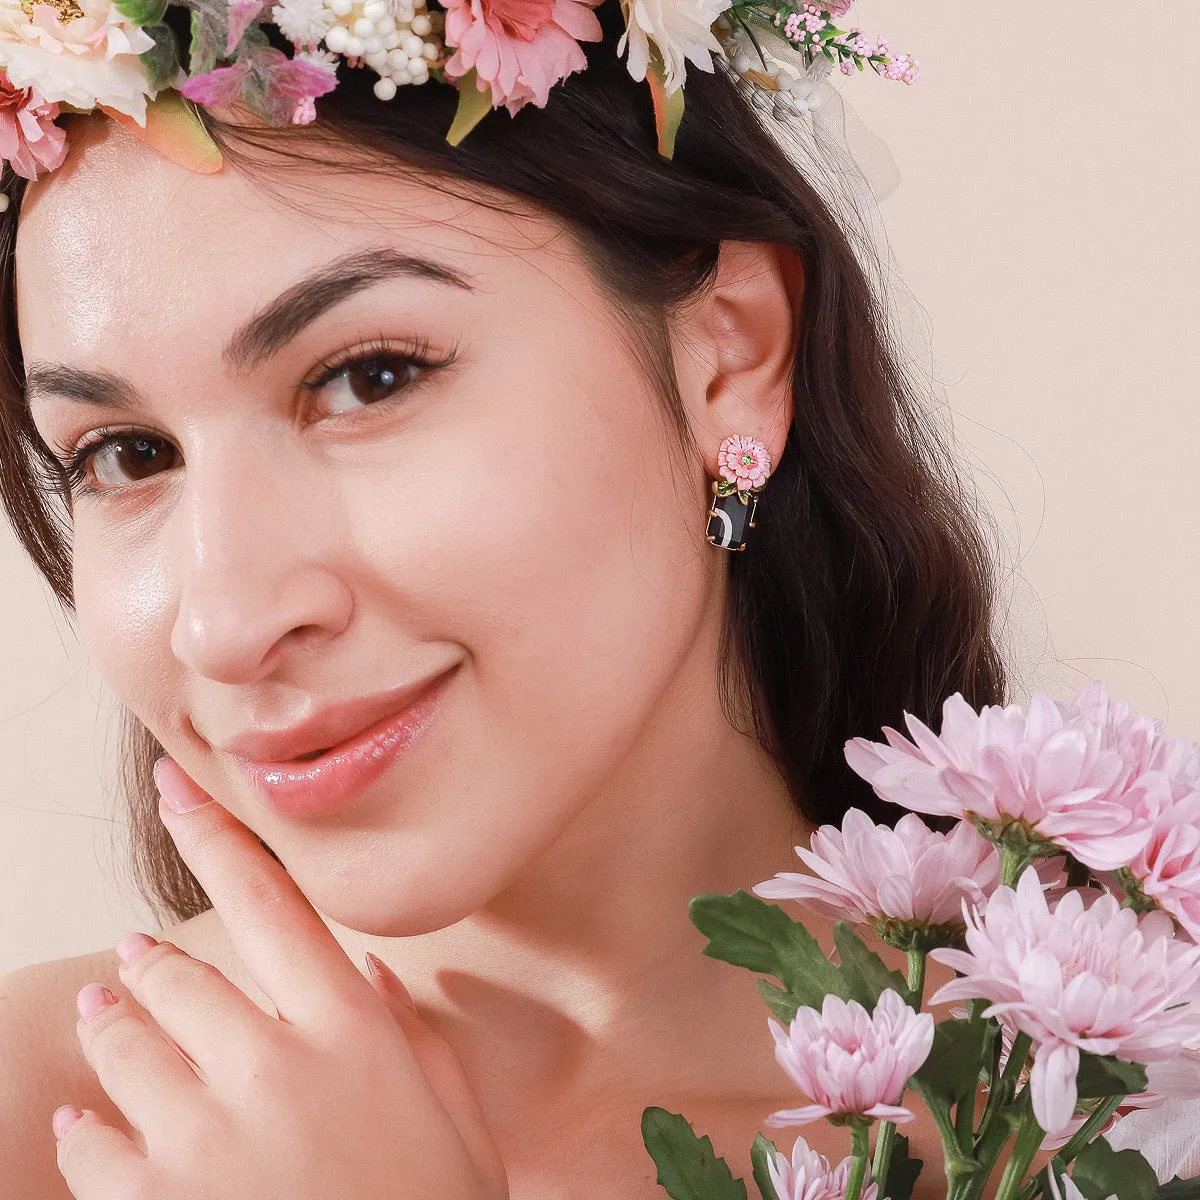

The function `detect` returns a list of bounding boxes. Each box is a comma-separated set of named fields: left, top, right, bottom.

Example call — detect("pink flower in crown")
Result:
left=442, top=0, right=603, bottom=117
left=929, top=867, right=1200, bottom=1135
left=765, top=988, right=934, bottom=1127
left=842, top=685, right=1167, bottom=872
left=0, top=71, right=66, bottom=180
left=766, top=1134, right=879, bottom=1200
left=752, top=808, right=999, bottom=950
left=717, top=434, right=771, bottom=492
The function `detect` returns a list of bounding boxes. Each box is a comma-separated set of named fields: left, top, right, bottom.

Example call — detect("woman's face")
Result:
left=16, top=120, right=748, bottom=936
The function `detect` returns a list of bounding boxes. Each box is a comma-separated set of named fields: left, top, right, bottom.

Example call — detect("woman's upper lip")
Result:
left=215, top=668, right=455, bottom=764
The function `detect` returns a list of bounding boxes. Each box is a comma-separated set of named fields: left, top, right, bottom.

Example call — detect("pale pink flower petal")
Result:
left=929, top=868, right=1200, bottom=1135
left=766, top=988, right=933, bottom=1129
left=1128, top=789, right=1200, bottom=942
left=842, top=685, right=1177, bottom=872
left=442, top=0, right=602, bottom=116
left=717, top=433, right=771, bottom=491
left=1030, top=1040, right=1080, bottom=1137
left=753, top=808, right=998, bottom=947
left=766, top=1135, right=880, bottom=1200
left=0, top=72, right=66, bottom=180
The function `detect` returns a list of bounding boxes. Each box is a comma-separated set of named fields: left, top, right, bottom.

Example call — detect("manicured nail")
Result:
left=52, top=1105, right=82, bottom=1140
left=116, top=932, right=158, bottom=966
left=365, top=952, right=418, bottom=1013
left=77, top=983, right=117, bottom=1021
left=154, top=756, right=212, bottom=814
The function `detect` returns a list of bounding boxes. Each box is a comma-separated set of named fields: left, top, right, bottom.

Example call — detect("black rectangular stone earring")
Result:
left=705, top=434, right=772, bottom=552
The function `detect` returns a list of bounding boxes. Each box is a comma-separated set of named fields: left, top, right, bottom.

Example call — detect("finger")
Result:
left=54, top=1107, right=148, bottom=1199
left=153, top=756, right=368, bottom=1028
left=74, top=983, right=203, bottom=1148
left=365, top=954, right=509, bottom=1199
left=114, top=934, right=284, bottom=1092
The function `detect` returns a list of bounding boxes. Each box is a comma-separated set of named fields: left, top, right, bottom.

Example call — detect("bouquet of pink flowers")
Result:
left=642, top=683, right=1200, bottom=1200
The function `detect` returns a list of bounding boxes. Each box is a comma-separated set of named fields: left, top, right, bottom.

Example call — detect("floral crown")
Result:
left=0, top=0, right=916, bottom=204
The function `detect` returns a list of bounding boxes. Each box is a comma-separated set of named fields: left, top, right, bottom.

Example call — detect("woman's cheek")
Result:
left=73, top=522, right=180, bottom=720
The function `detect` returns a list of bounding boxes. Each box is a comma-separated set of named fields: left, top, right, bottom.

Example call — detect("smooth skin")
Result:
left=11, top=111, right=969, bottom=1197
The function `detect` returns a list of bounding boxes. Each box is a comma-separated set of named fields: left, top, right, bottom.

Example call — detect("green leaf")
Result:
left=750, top=1133, right=782, bottom=1200
left=1076, top=1053, right=1149, bottom=1100
left=446, top=69, right=493, bottom=146
left=189, top=0, right=230, bottom=75
left=646, top=45, right=684, bottom=159
left=757, top=978, right=800, bottom=1025
left=913, top=1019, right=993, bottom=1103
left=138, top=22, right=181, bottom=91
left=1072, top=1138, right=1159, bottom=1200
left=640, top=1107, right=748, bottom=1200
left=1154, top=1176, right=1200, bottom=1199
left=831, top=922, right=911, bottom=1009
left=689, top=891, right=849, bottom=1008
left=881, top=1134, right=924, bottom=1200
left=113, top=0, right=167, bottom=25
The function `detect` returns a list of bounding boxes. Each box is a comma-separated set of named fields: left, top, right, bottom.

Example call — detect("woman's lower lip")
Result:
left=234, top=669, right=453, bottom=819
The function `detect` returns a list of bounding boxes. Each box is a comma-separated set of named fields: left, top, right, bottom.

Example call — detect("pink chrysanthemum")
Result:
left=442, top=0, right=602, bottom=116
left=1127, top=788, right=1200, bottom=943
left=842, top=686, right=1165, bottom=872
left=766, top=1134, right=880, bottom=1200
left=0, top=72, right=66, bottom=181
left=752, top=808, right=999, bottom=948
left=929, top=868, right=1200, bottom=1135
left=717, top=434, right=771, bottom=491
left=765, top=989, right=934, bottom=1127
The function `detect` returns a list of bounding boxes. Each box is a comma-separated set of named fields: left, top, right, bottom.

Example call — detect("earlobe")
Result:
left=688, top=240, right=801, bottom=476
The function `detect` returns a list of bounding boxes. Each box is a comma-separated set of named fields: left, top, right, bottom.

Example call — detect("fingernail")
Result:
left=365, top=952, right=418, bottom=1013
left=154, top=756, right=212, bottom=814
left=52, top=1105, right=82, bottom=1140
left=77, top=983, right=117, bottom=1021
left=116, top=932, right=158, bottom=966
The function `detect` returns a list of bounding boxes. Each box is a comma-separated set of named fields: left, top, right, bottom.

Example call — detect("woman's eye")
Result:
left=314, top=353, right=425, bottom=414
left=82, top=434, right=179, bottom=491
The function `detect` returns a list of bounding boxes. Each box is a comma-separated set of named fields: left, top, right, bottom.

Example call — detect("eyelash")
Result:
left=52, top=335, right=459, bottom=498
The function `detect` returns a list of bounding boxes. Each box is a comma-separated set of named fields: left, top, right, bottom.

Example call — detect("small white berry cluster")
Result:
left=321, top=0, right=444, bottom=100
left=714, top=17, right=833, bottom=122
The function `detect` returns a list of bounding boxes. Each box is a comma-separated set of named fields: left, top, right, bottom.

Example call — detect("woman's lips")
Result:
left=231, top=668, right=454, bottom=819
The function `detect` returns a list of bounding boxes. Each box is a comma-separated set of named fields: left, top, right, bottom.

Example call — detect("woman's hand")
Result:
left=51, top=756, right=509, bottom=1200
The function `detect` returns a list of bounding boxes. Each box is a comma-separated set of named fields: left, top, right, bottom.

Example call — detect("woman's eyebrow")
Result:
left=23, top=246, right=474, bottom=412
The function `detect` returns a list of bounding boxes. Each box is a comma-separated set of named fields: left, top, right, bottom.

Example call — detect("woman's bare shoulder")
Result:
left=0, top=907, right=233, bottom=1200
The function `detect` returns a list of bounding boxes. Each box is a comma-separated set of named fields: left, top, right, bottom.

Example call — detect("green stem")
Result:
left=1000, top=849, right=1027, bottom=888
left=912, top=1082, right=979, bottom=1189
left=954, top=1084, right=977, bottom=1156
left=993, top=1094, right=1046, bottom=1200
left=1013, top=1095, right=1125, bottom=1200
left=962, top=1032, right=1033, bottom=1200
left=1052, top=1094, right=1122, bottom=1166
left=907, top=948, right=927, bottom=1007
left=871, top=1120, right=896, bottom=1194
left=844, top=1122, right=871, bottom=1200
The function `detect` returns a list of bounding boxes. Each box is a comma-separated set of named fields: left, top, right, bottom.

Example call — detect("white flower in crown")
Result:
left=617, top=0, right=726, bottom=94
left=0, top=0, right=157, bottom=123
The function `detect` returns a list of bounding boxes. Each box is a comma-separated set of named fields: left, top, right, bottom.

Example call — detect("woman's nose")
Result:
left=168, top=452, right=354, bottom=684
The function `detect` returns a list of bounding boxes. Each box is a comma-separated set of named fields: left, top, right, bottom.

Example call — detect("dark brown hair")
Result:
left=0, top=6, right=1010, bottom=925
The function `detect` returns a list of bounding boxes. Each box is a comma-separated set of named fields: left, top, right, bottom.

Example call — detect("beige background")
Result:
left=2, top=1, right=1198, bottom=976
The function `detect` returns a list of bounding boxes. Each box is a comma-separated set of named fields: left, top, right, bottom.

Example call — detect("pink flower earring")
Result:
left=706, top=434, right=772, bottom=551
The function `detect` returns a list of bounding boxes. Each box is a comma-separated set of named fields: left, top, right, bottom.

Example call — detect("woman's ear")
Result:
left=674, top=240, right=802, bottom=477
